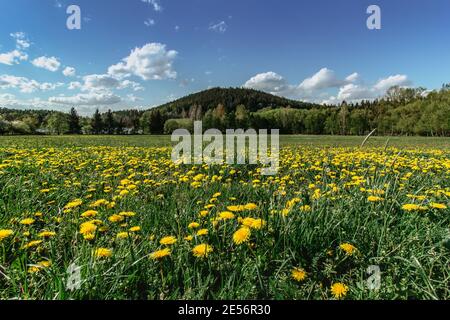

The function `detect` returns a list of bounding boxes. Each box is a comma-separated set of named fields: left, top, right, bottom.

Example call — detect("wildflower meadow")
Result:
left=0, top=135, right=449, bottom=300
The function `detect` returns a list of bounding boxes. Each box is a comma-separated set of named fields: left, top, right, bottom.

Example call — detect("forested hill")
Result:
left=1, top=86, right=450, bottom=136
left=155, top=87, right=317, bottom=117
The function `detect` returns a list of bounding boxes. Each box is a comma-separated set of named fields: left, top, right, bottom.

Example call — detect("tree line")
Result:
left=1, top=85, right=449, bottom=136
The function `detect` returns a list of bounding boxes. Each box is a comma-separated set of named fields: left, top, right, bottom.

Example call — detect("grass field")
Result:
left=0, top=135, right=449, bottom=300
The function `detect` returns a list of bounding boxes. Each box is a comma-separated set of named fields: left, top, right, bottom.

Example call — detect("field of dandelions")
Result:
left=0, top=135, right=449, bottom=300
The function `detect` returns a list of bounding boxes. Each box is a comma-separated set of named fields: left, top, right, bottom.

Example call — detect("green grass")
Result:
left=0, top=135, right=449, bottom=300
left=1, top=134, right=449, bottom=148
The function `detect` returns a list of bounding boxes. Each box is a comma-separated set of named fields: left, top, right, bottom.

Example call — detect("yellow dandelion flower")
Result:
left=244, top=203, right=258, bottom=210
left=192, top=243, right=213, bottom=258
left=188, top=222, right=200, bottom=229
left=116, top=232, right=129, bottom=239
left=233, top=227, right=251, bottom=245
left=64, top=199, right=83, bottom=210
left=402, top=204, right=427, bottom=211
left=80, top=222, right=97, bottom=235
left=430, top=203, right=447, bottom=210
left=81, top=210, right=98, bottom=218
left=291, top=268, right=307, bottom=282
left=119, top=211, right=136, bottom=217
left=119, top=189, right=129, bottom=196
left=108, top=214, right=125, bottom=223
left=94, top=248, right=112, bottom=258
left=196, top=228, right=208, bottom=236
left=160, top=236, right=177, bottom=245
left=184, top=235, right=193, bottom=241
left=150, top=248, right=171, bottom=260
left=367, top=196, right=384, bottom=202
left=28, top=260, right=52, bottom=273
left=0, top=229, right=14, bottom=241
left=38, top=231, right=56, bottom=238
left=227, top=205, right=245, bottom=212
left=83, top=233, right=95, bottom=241
left=22, top=240, right=43, bottom=249
left=331, top=283, right=349, bottom=299
left=199, top=210, right=209, bottom=217
left=218, top=211, right=235, bottom=220
left=241, top=217, right=256, bottom=228
left=20, top=218, right=35, bottom=225
left=339, top=243, right=357, bottom=256
left=249, top=219, right=265, bottom=230
left=129, top=226, right=141, bottom=232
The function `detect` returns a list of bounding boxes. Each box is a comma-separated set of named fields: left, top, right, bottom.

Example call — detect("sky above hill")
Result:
left=0, top=0, right=449, bottom=115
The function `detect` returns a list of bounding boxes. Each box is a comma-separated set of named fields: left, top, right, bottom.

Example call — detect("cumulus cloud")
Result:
left=108, top=43, right=178, bottom=80
left=62, top=66, right=76, bottom=77
left=32, top=56, right=61, bottom=72
left=10, top=32, right=31, bottom=50
left=0, top=74, right=62, bottom=93
left=323, top=75, right=411, bottom=104
left=209, top=21, right=228, bottom=33
left=77, top=74, right=144, bottom=93
left=0, top=50, right=28, bottom=65
left=337, top=84, right=374, bottom=101
left=243, top=69, right=411, bottom=104
left=82, top=74, right=120, bottom=91
left=48, top=92, right=122, bottom=105
left=243, top=72, right=291, bottom=94
left=0, top=32, right=30, bottom=65
left=299, top=68, right=350, bottom=91
left=141, top=0, right=162, bottom=12
left=373, top=74, right=411, bottom=92
left=68, top=81, right=82, bottom=90
left=119, top=80, right=144, bottom=91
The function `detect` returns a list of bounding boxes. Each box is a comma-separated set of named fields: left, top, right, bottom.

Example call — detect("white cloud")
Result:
left=0, top=93, right=16, bottom=101
left=49, top=92, right=122, bottom=105
left=141, top=0, right=162, bottom=12
left=10, top=32, right=30, bottom=50
left=68, top=81, right=82, bottom=90
left=31, top=56, right=61, bottom=72
left=337, top=83, right=374, bottom=101
left=243, top=72, right=291, bottom=94
left=175, top=25, right=180, bottom=31
left=127, top=94, right=143, bottom=102
left=78, top=74, right=144, bottom=92
left=373, top=74, right=411, bottom=92
left=345, top=72, right=359, bottom=83
left=0, top=50, right=28, bottom=65
left=243, top=69, right=411, bottom=105
left=108, top=43, right=178, bottom=80
left=119, top=79, right=144, bottom=91
left=62, top=66, right=76, bottom=77
left=299, top=68, right=348, bottom=91
left=0, top=74, right=62, bottom=93
left=323, top=75, right=411, bottom=104
left=209, top=21, right=227, bottom=33
left=144, top=18, right=156, bottom=27
left=82, top=74, right=120, bottom=91
left=0, top=32, right=30, bottom=65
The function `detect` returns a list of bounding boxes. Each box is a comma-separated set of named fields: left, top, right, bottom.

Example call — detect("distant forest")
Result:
left=1, top=86, right=450, bottom=136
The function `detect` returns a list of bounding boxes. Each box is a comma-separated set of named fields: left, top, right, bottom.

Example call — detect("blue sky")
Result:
left=0, top=0, right=449, bottom=114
